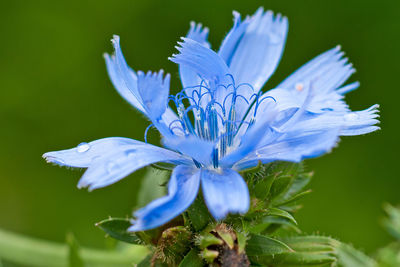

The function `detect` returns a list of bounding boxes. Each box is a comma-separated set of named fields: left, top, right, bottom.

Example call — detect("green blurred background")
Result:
left=0, top=0, right=398, bottom=254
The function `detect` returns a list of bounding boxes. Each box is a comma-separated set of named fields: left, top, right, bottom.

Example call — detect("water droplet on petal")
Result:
left=125, top=149, right=136, bottom=158
left=344, top=113, right=359, bottom=121
left=77, top=142, right=90, bottom=153
left=295, top=82, right=304, bottom=91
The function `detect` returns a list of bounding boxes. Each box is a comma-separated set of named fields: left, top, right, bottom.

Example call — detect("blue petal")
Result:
left=110, top=35, right=142, bottom=103
left=288, top=105, right=380, bottom=136
left=44, top=137, right=192, bottom=190
left=137, top=70, right=170, bottom=120
left=201, top=168, right=249, bottom=220
left=129, top=165, right=200, bottom=231
left=104, top=53, right=145, bottom=113
left=170, top=38, right=230, bottom=87
left=78, top=143, right=193, bottom=190
left=163, top=136, right=214, bottom=166
left=234, top=129, right=341, bottom=170
left=227, top=8, right=288, bottom=92
left=218, top=11, right=250, bottom=64
left=276, top=46, right=355, bottom=113
left=106, top=36, right=178, bottom=126
left=43, top=137, right=142, bottom=168
left=180, top=23, right=211, bottom=106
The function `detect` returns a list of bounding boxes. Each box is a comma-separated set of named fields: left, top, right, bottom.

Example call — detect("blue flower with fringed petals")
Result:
left=44, top=8, right=379, bottom=231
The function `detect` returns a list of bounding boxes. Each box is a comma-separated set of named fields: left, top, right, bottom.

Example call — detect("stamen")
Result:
left=144, top=124, right=155, bottom=143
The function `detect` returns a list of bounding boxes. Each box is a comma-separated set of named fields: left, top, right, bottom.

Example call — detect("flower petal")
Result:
left=110, top=35, right=142, bottom=102
left=218, top=11, right=250, bottom=64
left=288, top=105, right=380, bottom=136
left=129, top=165, right=200, bottom=231
left=104, top=53, right=145, bottom=113
left=43, top=137, right=142, bottom=168
left=234, top=129, right=341, bottom=171
left=276, top=46, right=355, bottom=113
left=78, top=143, right=192, bottom=190
left=227, top=8, right=288, bottom=92
left=179, top=23, right=211, bottom=106
left=137, top=70, right=170, bottom=120
left=163, top=136, right=214, bottom=166
left=201, top=168, right=249, bottom=220
left=170, top=38, right=230, bottom=87
left=106, top=36, right=178, bottom=126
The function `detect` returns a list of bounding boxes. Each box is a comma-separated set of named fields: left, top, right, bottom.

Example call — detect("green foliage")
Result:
left=178, top=249, right=204, bottom=267
left=66, top=232, right=84, bottom=267
left=3, top=165, right=400, bottom=267
left=0, top=228, right=148, bottom=266
left=382, top=203, right=400, bottom=241
left=95, top=218, right=142, bottom=244
left=136, top=168, right=169, bottom=208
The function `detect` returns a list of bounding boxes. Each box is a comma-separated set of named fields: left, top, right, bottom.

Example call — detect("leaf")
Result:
left=186, top=195, right=212, bottom=232
left=382, top=203, right=400, bottom=240
left=269, top=176, right=293, bottom=200
left=66, top=232, right=84, bottom=267
left=0, top=227, right=148, bottom=266
left=137, top=167, right=169, bottom=207
left=96, top=217, right=141, bottom=244
left=246, top=234, right=292, bottom=257
left=284, top=172, right=312, bottom=198
left=253, top=172, right=275, bottom=200
left=137, top=254, right=152, bottom=267
left=274, top=190, right=312, bottom=206
left=267, top=208, right=297, bottom=225
left=236, top=231, right=247, bottom=254
left=276, top=235, right=376, bottom=267
left=197, top=233, right=223, bottom=249
left=336, top=242, right=376, bottom=267
left=179, top=249, right=204, bottom=267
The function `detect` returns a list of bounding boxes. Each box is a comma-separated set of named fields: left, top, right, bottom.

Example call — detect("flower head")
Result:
left=43, top=8, right=379, bottom=231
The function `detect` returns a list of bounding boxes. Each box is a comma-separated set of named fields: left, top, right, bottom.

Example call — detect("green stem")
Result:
left=0, top=228, right=149, bottom=267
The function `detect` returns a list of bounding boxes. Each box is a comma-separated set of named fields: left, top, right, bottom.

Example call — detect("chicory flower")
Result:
left=43, top=8, right=379, bottom=231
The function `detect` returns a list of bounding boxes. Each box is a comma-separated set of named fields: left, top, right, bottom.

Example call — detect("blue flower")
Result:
left=43, top=8, right=379, bottom=231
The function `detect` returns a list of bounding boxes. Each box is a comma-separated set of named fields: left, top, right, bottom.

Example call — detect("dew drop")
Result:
left=77, top=142, right=90, bottom=153
left=295, top=82, right=304, bottom=91
left=344, top=113, right=359, bottom=121
left=125, top=149, right=136, bottom=158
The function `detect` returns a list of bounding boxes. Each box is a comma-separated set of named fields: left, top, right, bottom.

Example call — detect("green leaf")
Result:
left=246, top=234, right=292, bottom=257
left=96, top=217, right=142, bottom=244
left=201, top=248, right=219, bottom=264
left=137, top=167, right=169, bottom=207
left=236, top=231, right=247, bottom=254
left=0, top=228, right=148, bottom=266
left=66, top=232, right=84, bottom=267
left=267, top=208, right=297, bottom=225
left=375, top=242, right=400, bottom=267
left=186, top=195, right=212, bottom=232
left=382, top=203, right=400, bottom=240
left=216, top=229, right=234, bottom=249
left=269, top=176, right=293, bottom=200
left=179, top=249, right=204, bottom=267
left=253, top=171, right=275, bottom=200
left=137, top=254, right=152, bottom=267
left=276, top=236, right=376, bottom=267
left=336, top=242, right=376, bottom=267
left=197, top=233, right=223, bottom=249
left=274, top=189, right=312, bottom=206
